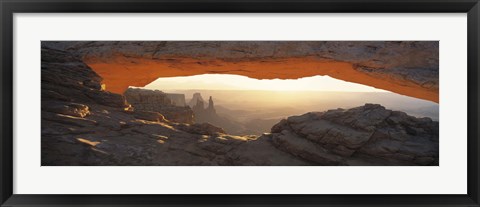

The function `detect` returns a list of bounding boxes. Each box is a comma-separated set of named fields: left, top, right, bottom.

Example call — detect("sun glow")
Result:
left=143, top=74, right=387, bottom=92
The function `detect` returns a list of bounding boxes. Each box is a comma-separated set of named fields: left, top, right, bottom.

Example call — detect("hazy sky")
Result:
left=143, top=74, right=388, bottom=92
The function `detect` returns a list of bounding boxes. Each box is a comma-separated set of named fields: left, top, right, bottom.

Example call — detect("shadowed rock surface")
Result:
left=269, top=104, right=439, bottom=165
left=41, top=46, right=439, bottom=166
left=41, top=41, right=439, bottom=102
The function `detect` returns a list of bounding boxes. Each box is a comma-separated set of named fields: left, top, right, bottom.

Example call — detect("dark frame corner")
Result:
left=1, top=0, right=479, bottom=206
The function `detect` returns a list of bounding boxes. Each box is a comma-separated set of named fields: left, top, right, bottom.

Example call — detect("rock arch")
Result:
left=42, top=41, right=439, bottom=103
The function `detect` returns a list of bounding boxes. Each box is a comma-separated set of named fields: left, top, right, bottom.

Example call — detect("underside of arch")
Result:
left=43, top=41, right=439, bottom=103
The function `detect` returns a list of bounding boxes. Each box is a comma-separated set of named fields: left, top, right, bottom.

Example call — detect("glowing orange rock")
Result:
left=43, top=41, right=438, bottom=103
left=87, top=56, right=438, bottom=103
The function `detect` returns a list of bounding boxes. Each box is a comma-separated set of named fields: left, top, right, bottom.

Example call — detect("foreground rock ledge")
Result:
left=41, top=47, right=439, bottom=166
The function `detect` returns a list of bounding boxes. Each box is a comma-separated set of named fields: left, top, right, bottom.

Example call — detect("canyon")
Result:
left=41, top=45, right=439, bottom=166
left=124, top=89, right=251, bottom=135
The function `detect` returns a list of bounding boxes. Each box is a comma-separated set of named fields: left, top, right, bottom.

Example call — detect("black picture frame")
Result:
left=1, top=0, right=479, bottom=206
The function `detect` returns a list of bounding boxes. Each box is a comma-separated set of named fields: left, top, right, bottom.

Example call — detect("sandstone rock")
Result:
left=133, top=110, right=167, bottom=122
left=42, top=111, right=97, bottom=128
left=42, top=101, right=90, bottom=118
left=41, top=41, right=439, bottom=102
left=192, top=95, right=217, bottom=121
left=41, top=47, right=127, bottom=108
left=270, top=104, right=439, bottom=165
left=190, top=94, right=245, bottom=135
left=165, top=93, right=186, bottom=107
left=271, top=130, right=345, bottom=165
left=124, top=88, right=194, bottom=124
left=154, top=106, right=195, bottom=124
left=85, top=90, right=127, bottom=108
left=188, top=92, right=205, bottom=108
left=42, top=90, right=71, bottom=102
left=41, top=46, right=439, bottom=166
left=177, top=123, right=226, bottom=135
left=124, top=88, right=173, bottom=106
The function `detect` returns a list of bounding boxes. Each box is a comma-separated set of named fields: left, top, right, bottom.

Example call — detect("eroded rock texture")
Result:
left=41, top=41, right=439, bottom=102
left=41, top=47, right=240, bottom=165
left=269, top=104, right=439, bottom=165
left=124, top=88, right=194, bottom=124
left=41, top=46, right=439, bottom=166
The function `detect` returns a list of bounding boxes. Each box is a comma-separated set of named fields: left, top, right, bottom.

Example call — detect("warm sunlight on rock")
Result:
left=41, top=41, right=439, bottom=166
left=88, top=58, right=438, bottom=103
left=76, top=138, right=100, bottom=147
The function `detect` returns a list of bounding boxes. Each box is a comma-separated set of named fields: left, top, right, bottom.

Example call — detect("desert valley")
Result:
left=41, top=41, right=439, bottom=166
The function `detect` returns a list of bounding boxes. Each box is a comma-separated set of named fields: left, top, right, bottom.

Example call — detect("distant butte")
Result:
left=42, top=41, right=439, bottom=103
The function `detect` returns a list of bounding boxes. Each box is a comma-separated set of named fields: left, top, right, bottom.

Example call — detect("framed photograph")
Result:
left=1, top=0, right=479, bottom=206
